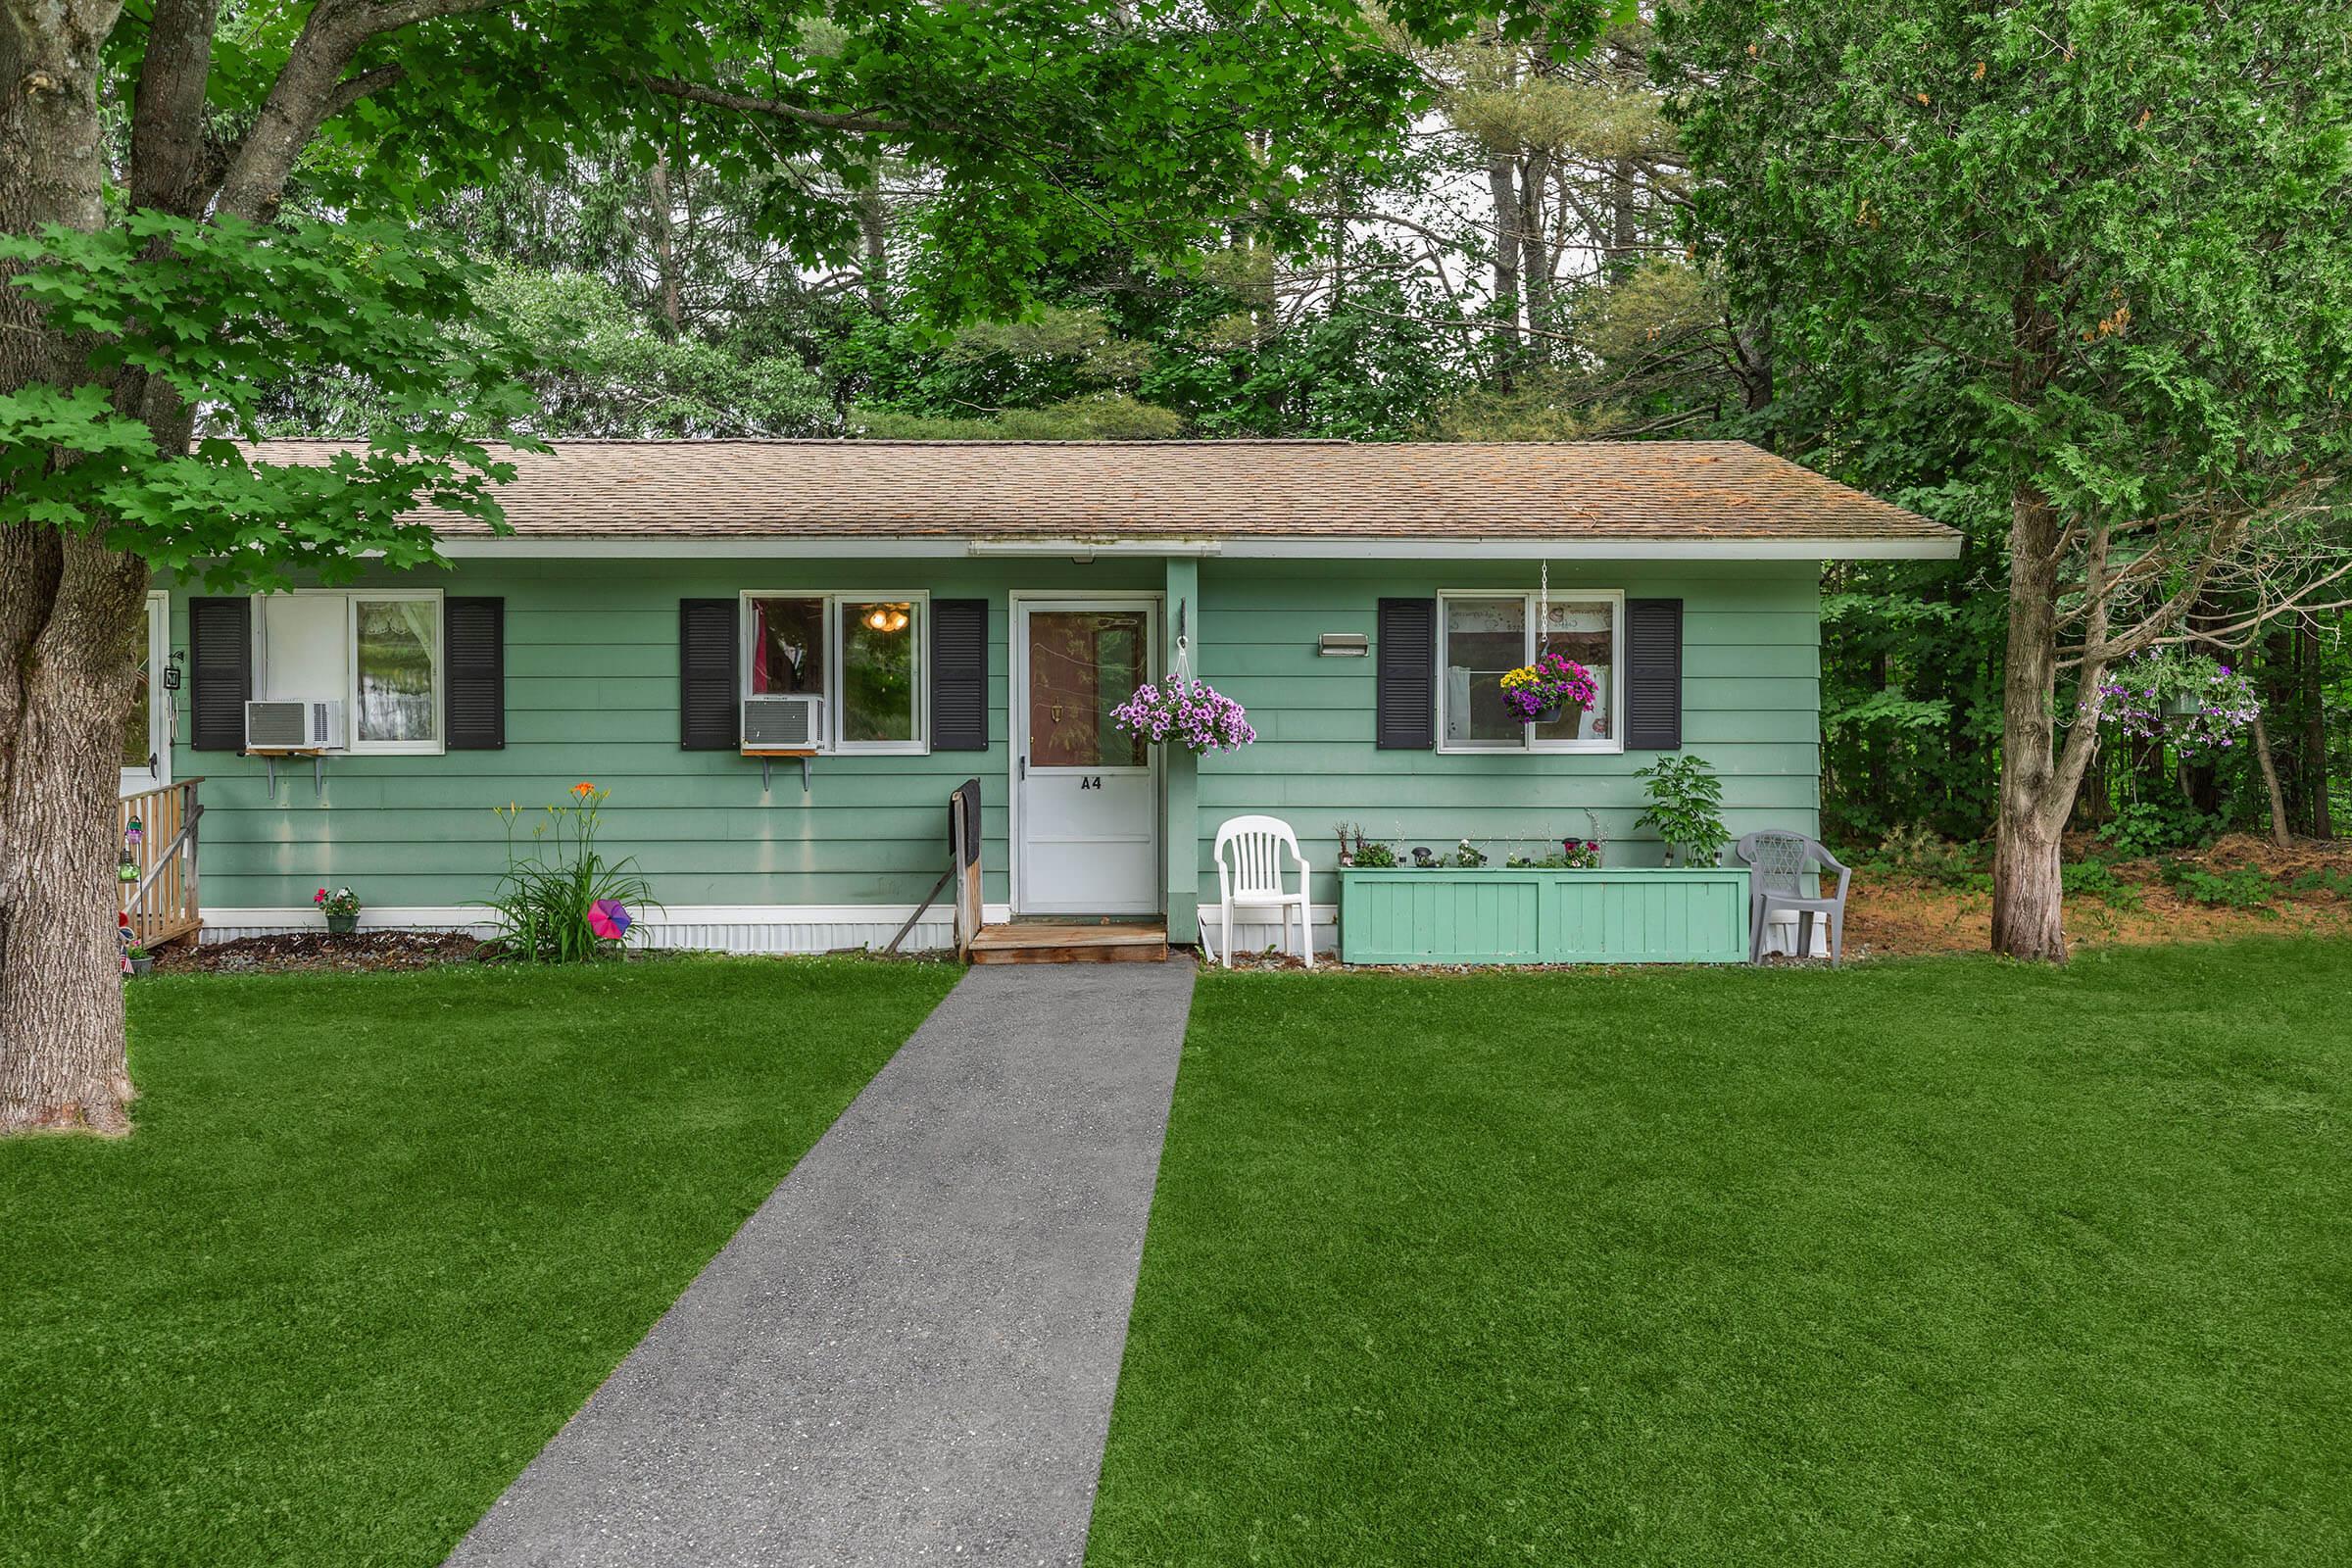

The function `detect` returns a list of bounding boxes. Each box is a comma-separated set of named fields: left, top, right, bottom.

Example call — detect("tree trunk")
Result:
left=3, top=0, right=147, bottom=1133
left=2302, top=622, right=2330, bottom=838
left=2249, top=707, right=2292, bottom=847
left=645, top=149, right=682, bottom=339
left=1516, top=148, right=1550, bottom=362
left=1990, top=488, right=2070, bottom=961
left=0, top=537, right=147, bottom=1134
left=1485, top=149, right=1519, bottom=389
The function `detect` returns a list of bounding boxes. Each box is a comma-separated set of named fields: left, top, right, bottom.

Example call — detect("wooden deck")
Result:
left=967, top=921, right=1169, bottom=965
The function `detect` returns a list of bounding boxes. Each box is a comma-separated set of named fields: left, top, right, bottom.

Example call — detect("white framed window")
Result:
left=252, top=588, right=445, bottom=755
left=740, top=590, right=928, bottom=755
left=1438, top=589, right=1623, bottom=755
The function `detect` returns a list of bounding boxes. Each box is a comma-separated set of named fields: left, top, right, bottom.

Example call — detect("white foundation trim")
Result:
left=199, top=903, right=1014, bottom=956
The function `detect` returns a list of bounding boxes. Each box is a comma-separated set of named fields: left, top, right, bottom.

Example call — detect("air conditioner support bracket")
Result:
left=258, top=752, right=325, bottom=802
left=760, top=755, right=811, bottom=795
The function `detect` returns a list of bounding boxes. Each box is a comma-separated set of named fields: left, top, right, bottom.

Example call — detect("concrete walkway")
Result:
left=445, top=958, right=1196, bottom=1568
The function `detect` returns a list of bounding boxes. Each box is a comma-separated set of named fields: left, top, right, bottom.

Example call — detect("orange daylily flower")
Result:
left=571, top=781, right=596, bottom=798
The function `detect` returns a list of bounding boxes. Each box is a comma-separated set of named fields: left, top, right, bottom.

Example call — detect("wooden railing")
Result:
left=119, top=778, right=203, bottom=950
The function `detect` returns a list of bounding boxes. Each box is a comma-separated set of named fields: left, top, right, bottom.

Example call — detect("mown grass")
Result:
left=1089, top=938, right=2352, bottom=1567
left=0, top=956, right=957, bottom=1568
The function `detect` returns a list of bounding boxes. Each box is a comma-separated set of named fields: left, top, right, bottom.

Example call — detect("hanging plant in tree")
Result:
left=2093, top=648, right=2261, bottom=761
left=1636, top=756, right=1730, bottom=867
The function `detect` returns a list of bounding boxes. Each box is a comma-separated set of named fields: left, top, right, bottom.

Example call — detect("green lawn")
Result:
left=0, top=957, right=956, bottom=1568
left=1089, top=938, right=2352, bottom=1567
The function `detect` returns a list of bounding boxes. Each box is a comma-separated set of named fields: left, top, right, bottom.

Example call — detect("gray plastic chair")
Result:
left=1735, top=830, right=1851, bottom=965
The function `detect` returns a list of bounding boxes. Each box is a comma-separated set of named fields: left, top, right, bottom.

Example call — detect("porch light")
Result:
left=862, top=605, right=910, bottom=634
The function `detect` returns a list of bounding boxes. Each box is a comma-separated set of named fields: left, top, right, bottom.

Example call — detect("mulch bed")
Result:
left=151, top=931, right=489, bottom=975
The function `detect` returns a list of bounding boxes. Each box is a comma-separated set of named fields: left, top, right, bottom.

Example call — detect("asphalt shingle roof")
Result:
left=244, top=438, right=1957, bottom=548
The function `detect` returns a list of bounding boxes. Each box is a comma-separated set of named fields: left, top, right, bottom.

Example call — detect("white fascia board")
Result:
left=964, top=538, right=1222, bottom=557
left=436, top=538, right=970, bottom=559
left=434, top=534, right=1957, bottom=562
left=1213, top=536, right=1962, bottom=561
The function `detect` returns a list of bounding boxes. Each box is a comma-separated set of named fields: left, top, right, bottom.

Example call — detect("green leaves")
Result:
left=0, top=215, right=539, bottom=589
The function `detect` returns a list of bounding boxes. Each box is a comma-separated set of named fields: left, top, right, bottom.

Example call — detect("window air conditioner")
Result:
left=741, top=694, right=823, bottom=749
left=245, top=700, right=346, bottom=750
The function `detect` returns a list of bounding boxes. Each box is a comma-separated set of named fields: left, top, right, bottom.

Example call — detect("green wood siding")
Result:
left=1191, top=561, right=1819, bottom=906
left=165, top=554, right=1819, bottom=922
left=1338, top=867, right=1752, bottom=964
left=168, top=558, right=1152, bottom=911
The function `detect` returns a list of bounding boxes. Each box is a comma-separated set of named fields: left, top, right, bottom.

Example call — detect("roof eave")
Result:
left=433, top=533, right=1961, bottom=562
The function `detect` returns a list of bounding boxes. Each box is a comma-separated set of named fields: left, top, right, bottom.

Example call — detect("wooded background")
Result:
left=248, top=13, right=2350, bottom=854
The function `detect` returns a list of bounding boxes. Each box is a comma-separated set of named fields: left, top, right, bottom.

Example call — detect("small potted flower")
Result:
left=1560, top=838, right=1603, bottom=869
left=124, top=945, right=154, bottom=977
left=314, top=886, right=362, bottom=935
left=1498, top=652, right=1598, bottom=725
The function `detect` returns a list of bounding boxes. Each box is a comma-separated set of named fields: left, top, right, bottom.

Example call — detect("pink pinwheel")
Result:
left=589, top=899, right=633, bottom=941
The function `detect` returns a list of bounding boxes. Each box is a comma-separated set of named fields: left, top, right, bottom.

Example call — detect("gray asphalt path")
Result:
left=444, top=957, right=1196, bottom=1568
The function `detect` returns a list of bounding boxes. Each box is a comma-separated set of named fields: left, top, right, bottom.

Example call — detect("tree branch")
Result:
left=633, top=74, right=911, bottom=136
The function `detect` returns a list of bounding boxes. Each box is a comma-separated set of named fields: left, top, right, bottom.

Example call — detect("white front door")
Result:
left=1012, top=598, right=1161, bottom=915
left=120, top=591, right=171, bottom=798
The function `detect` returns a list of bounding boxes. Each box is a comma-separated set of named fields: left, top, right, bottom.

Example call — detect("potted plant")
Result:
left=124, top=945, right=154, bottom=976
left=1498, top=652, right=1597, bottom=726
left=1635, top=756, right=1729, bottom=867
left=2095, top=648, right=2261, bottom=760
left=1110, top=677, right=1255, bottom=755
left=314, top=885, right=362, bottom=935
left=1558, top=837, right=1603, bottom=869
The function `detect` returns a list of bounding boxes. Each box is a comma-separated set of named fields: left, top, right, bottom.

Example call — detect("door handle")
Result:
left=1018, top=756, right=1027, bottom=780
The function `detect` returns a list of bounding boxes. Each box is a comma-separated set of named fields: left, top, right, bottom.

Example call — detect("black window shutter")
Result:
left=187, top=596, right=251, bottom=752
left=931, top=598, right=989, bottom=751
left=679, top=598, right=739, bottom=750
left=445, top=597, right=505, bottom=750
left=1376, top=598, right=1436, bottom=750
left=1625, top=597, right=1684, bottom=750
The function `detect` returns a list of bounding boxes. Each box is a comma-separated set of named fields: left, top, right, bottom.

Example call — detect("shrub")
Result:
left=2288, top=867, right=2352, bottom=899
left=2061, top=858, right=2144, bottom=911
left=1866, top=823, right=1985, bottom=885
left=2100, top=800, right=2224, bottom=858
left=2157, top=859, right=2278, bottom=911
left=1635, top=756, right=1729, bottom=866
left=482, top=784, right=658, bottom=962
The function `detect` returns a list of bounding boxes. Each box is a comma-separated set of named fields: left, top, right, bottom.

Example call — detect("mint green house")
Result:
left=127, top=440, right=1955, bottom=956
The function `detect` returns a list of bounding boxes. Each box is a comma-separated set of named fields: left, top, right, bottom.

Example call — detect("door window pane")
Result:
left=750, top=597, right=824, bottom=695
left=1533, top=600, right=1614, bottom=744
left=1029, top=611, right=1148, bottom=768
left=841, top=600, right=918, bottom=744
left=354, top=598, right=438, bottom=744
left=1443, top=596, right=1526, bottom=745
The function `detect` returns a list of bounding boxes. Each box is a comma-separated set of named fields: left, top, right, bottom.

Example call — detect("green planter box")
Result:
left=1338, top=866, right=1751, bottom=965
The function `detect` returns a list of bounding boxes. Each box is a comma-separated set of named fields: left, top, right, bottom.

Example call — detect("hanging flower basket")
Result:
left=2094, top=649, right=2260, bottom=760
left=1498, top=653, right=1597, bottom=726
left=1110, top=677, right=1255, bottom=756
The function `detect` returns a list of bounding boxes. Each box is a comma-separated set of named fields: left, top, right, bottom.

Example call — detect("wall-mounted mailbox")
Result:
left=1318, top=632, right=1369, bottom=658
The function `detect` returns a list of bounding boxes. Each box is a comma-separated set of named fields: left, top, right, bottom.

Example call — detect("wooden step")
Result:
left=967, top=921, right=1169, bottom=964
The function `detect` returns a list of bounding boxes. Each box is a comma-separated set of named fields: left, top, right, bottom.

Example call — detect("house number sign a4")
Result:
left=1079, top=776, right=1103, bottom=789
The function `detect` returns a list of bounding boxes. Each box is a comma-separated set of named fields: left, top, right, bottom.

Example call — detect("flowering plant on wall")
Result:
left=1498, top=652, right=1597, bottom=724
left=2093, top=648, right=2261, bottom=760
left=1111, top=678, right=1256, bottom=755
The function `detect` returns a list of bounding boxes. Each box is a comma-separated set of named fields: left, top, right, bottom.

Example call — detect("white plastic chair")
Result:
left=1212, top=815, right=1314, bottom=969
